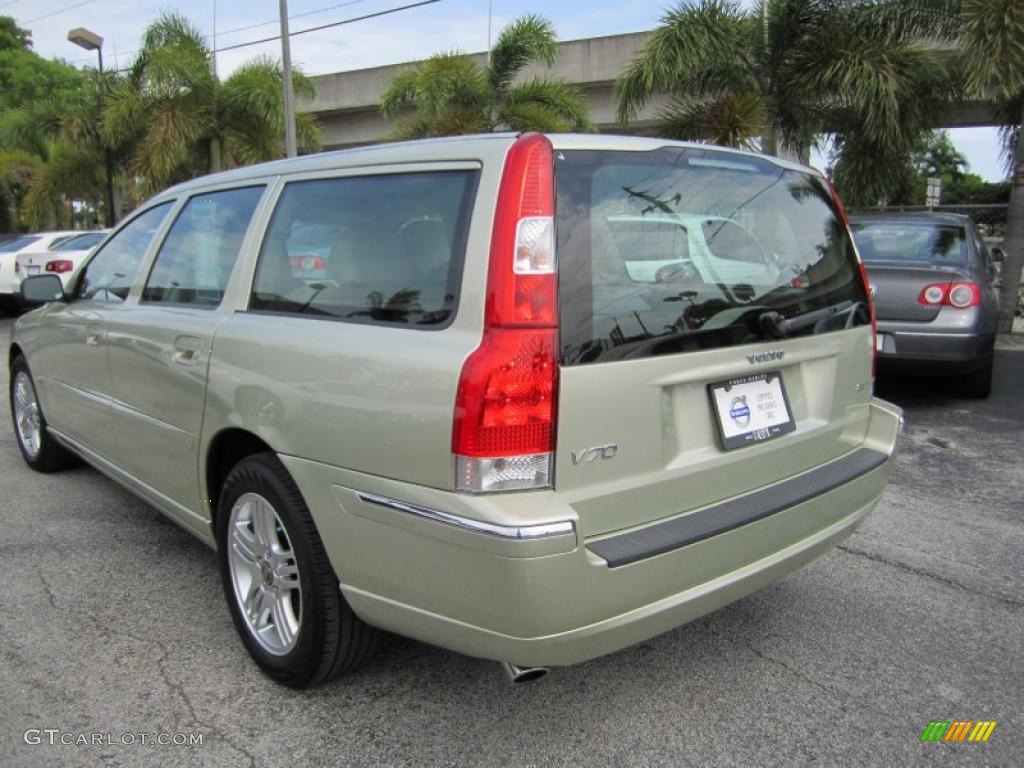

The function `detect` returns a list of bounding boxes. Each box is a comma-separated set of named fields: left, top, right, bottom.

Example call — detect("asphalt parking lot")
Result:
left=2, top=314, right=1022, bottom=767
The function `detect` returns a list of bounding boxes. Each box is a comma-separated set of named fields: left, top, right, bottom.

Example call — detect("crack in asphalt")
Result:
left=38, top=572, right=58, bottom=608
left=702, top=624, right=828, bottom=696
left=700, top=623, right=902, bottom=723
left=836, top=545, right=1023, bottom=609
left=35, top=568, right=258, bottom=768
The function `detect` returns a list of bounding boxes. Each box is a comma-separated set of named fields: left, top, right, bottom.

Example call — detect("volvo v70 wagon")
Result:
left=10, top=134, right=903, bottom=687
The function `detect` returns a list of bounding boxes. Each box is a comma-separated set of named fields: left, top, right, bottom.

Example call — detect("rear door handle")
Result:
left=173, top=335, right=204, bottom=366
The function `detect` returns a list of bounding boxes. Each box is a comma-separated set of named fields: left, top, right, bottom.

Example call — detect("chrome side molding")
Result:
left=356, top=492, right=575, bottom=540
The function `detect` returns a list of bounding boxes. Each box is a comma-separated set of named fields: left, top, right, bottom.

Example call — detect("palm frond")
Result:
left=854, top=0, right=963, bottom=42
left=22, top=142, right=105, bottom=228
left=379, top=69, right=420, bottom=118
left=790, top=32, right=949, bottom=146
left=100, top=83, right=150, bottom=152
left=500, top=78, right=595, bottom=131
left=616, top=0, right=756, bottom=125
left=657, top=90, right=765, bottom=149
left=488, top=14, right=558, bottom=94
left=379, top=53, right=491, bottom=120
left=496, top=102, right=571, bottom=133
left=130, top=96, right=209, bottom=194
left=960, top=0, right=1024, bottom=98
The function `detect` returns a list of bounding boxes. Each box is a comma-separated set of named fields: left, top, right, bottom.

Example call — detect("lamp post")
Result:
left=68, top=27, right=116, bottom=227
left=279, top=0, right=297, bottom=158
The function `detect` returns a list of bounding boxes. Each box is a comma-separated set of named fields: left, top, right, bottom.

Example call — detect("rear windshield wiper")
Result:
left=758, top=301, right=864, bottom=339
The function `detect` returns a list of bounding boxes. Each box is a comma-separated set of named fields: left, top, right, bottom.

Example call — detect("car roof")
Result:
left=151, top=133, right=817, bottom=202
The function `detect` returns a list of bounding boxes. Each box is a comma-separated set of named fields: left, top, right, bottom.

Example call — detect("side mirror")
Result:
left=990, top=246, right=1005, bottom=263
left=19, top=274, right=66, bottom=308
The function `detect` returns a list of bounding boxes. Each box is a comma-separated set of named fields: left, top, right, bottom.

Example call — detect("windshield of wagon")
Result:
left=555, top=147, right=869, bottom=365
left=850, top=221, right=968, bottom=265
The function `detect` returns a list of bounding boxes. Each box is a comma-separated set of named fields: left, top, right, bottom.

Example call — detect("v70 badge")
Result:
left=571, top=444, right=618, bottom=465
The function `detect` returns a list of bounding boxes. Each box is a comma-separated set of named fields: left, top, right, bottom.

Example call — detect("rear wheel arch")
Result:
left=205, top=428, right=276, bottom=526
left=9, top=343, right=24, bottom=370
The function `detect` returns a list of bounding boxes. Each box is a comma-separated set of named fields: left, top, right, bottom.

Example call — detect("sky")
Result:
left=8, top=0, right=1007, bottom=181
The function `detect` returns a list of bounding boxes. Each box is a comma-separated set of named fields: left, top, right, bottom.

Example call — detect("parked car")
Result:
left=849, top=212, right=1001, bottom=397
left=15, top=230, right=110, bottom=291
left=10, top=134, right=902, bottom=688
left=0, top=231, right=80, bottom=310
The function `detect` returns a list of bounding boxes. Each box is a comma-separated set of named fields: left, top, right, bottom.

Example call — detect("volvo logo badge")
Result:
left=747, top=350, right=784, bottom=364
left=729, top=396, right=751, bottom=428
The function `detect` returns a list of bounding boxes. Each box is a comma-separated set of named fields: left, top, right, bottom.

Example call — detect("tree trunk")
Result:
left=210, top=136, right=223, bottom=173
left=997, top=105, right=1024, bottom=334
left=761, top=127, right=778, bottom=157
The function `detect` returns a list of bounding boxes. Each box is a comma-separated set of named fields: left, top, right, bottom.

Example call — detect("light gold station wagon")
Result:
left=10, top=133, right=903, bottom=687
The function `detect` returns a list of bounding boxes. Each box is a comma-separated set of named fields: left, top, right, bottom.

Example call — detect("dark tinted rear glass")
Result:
left=850, top=221, right=967, bottom=265
left=555, top=148, right=869, bottom=365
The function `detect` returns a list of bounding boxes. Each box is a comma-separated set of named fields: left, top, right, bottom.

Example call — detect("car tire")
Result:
left=9, top=356, right=79, bottom=472
left=960, top=360, right=993, bottom=398
left=216, top=452, right=379, bottom=688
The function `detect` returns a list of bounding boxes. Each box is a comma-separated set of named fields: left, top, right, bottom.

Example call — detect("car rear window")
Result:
left=0, top=235, right=41, bottom=252
left=250, top=170, right=478, bottom=327
left=555, top=148, right=870, bottom=365
left=53, top=232, right=105, bottom=251
left=850, top=221, right=967, bottom=265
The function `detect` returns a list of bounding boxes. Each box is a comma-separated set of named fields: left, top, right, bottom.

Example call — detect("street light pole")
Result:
left=68, top=27, right=116, bottom=227
left=279, top=0, right=297, bottom=158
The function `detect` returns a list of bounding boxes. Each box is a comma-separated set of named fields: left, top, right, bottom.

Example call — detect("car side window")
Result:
left=250, top=170, right=478, bottom=327
left=143, top=187, right=264, bottom=308
left=75, top=203, right=173, bottom=302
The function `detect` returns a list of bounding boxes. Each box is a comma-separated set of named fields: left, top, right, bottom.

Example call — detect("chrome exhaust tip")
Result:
left=501, top=662, right=549, bottom=684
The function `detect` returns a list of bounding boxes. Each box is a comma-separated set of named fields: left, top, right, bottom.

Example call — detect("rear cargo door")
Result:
left=553, top=145, right=875, bottom=537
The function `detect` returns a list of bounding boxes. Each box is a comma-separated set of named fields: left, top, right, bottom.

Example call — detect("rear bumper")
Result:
left=876, top=323, right=994, bottom=373
left=282, top=399, right=902, bottom=667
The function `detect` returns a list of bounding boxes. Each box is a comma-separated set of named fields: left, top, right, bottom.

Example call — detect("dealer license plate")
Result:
left=708, top=371, right=795, bottom=450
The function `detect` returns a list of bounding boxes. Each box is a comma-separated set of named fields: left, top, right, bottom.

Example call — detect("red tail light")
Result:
left=453, top=134, right=557, bottom=492
left=859, top=262, right=877, bottom=378
left=45, top=260, right=75, bottom=273
left=917, top=282, right=981, bottom=309
left=823, top=170, right=876, bottom=378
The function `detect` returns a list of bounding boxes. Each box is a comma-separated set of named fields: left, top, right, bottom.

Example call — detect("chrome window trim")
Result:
left=356, top=492, right=575, bottom=540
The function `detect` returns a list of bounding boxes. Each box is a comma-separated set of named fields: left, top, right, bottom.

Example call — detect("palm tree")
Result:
left=380, top=15, right=594, bottom=138
left=616, top=0, right=955, bottom=204
left=959, top=0, right=1023, bottom=333
left=0, top=148, right=39, bottom=231
left=102, top=13, right=321, bottom=198
left=1, top=68, right=129, bottom=228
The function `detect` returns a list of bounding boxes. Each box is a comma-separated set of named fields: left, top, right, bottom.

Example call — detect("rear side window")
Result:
left=555, top=148, right=869, bottom=365
left=850, top=221, right=967, bottom=265
left=76, top=203, right=173, bottom=302
left=250, top=170, right=478, bottom=327
left=143, top=187, right=264, bottom=308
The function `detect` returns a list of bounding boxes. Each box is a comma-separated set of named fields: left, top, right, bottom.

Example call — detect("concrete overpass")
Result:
left=297, top=30, right=1001, bottom=150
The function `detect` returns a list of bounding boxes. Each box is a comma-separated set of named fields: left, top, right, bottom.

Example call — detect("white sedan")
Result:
left=0, top=231, right=81, bottom=309
left=15, top=230, right=110, bottom=292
